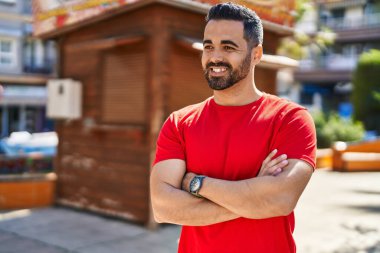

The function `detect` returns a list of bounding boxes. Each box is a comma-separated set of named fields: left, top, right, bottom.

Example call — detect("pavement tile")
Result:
left=0, top=230, right=67, bottom=253
left=75, top=225, right=180, bottom=253
left=0, top=208, right=147, bottom=251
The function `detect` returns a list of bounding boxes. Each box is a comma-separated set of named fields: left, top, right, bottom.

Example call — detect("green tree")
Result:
left=351, top=50, right=380, bottom=133
left=277, top=0, right=335, bottom=60
left=312, top=111, right=365, bottom=148
left=295, top=0, right=313, bottom=22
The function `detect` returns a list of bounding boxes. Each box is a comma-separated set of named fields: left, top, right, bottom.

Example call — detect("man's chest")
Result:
left=182, top=115, right=276, bottom=180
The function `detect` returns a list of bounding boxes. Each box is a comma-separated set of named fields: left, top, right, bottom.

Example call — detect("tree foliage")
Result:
left=351, top=50, right=380, bottom=133
left=295, top=0, right=313, bottom=22
left=312, top=111, right=365, bottom=148
left=278, top=0, right=335, bottom=60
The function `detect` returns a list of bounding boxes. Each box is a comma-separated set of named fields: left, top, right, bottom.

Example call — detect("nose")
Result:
left=209, top=50, right=224, bottom=63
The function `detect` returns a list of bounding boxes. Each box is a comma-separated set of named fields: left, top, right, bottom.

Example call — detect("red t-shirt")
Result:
left=154, top=93, right=316, bottom=253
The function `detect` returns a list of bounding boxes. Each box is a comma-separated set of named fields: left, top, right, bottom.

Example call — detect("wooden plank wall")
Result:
left=255, top=68, right=277, bottom=95
left=169, top=45, right=211, bottom=113
left=56, top=123, right=150, bottom=222
left=56, top=7, right=155, bottom=224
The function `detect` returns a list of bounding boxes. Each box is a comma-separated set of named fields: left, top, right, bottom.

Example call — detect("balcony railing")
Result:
left=299, top=54, right=358, bottom=71
left=322, top=12, right=380, bottom=30
left=23, top=59, right=55, bottom=75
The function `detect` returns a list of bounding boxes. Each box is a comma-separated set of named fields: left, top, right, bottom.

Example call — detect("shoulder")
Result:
left=168, top=97, right=212, bottom=127
left=263, top=93, right=305, bottom=112
left=263, top=93, right=310, bottom=120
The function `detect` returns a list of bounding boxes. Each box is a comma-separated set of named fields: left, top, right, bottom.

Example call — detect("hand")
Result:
left=182, top=172, right=197, bottom=192
left=258, top=149, right=288, bottom=177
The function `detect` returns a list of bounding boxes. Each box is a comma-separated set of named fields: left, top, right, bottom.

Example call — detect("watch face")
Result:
left=190, top=178, right=200, bottom=192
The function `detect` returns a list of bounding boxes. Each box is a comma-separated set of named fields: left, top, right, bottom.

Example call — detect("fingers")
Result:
left=266, top=154, right=287, bottom=169
left=262, top=149, right=278, bottom=167
left=265, top=160, right=288, bottom=176
left=259, top=150, right=288, bottom=177
left=272, top=167, right=283, bottom=176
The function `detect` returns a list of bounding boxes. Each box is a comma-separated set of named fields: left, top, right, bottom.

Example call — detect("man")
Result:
left=150, top=2, right=316, bottom=253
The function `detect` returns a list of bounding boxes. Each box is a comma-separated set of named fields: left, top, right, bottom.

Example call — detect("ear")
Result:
left=251, top=45, right=263, bottom=65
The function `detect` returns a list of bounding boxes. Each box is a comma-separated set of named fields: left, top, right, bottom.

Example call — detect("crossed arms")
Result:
left=150, top=151, right=313, bottom=226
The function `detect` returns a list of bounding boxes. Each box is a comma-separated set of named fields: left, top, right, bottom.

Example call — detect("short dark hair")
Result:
left=205, top=2, right=263, bottom=50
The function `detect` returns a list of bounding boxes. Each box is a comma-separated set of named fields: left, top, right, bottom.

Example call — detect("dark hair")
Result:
left=205, top=2, right=263, bottom=50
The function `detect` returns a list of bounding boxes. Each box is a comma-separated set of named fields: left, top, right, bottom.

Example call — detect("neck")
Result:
left=212, top=72, right=263, bottom=106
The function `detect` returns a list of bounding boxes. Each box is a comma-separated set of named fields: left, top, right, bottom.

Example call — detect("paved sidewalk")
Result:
left=294, top=169, right=380, bottom=253
left=0, top=169, right=380, bottom=253
left=0, top=208, right=180, bottom=253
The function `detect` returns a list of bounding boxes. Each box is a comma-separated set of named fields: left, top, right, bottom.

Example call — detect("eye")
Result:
left=204, top=45, right=213, bottom=50
left=224, top=46, right=235, bottom=51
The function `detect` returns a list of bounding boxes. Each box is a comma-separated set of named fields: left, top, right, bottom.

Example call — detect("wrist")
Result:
left=197, top=176, right=208, bottom=197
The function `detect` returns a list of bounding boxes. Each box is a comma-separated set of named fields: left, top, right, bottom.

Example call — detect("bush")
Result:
left=312, top=111, right=365, bottom=148
left=352, top=49, right=380, bottom=133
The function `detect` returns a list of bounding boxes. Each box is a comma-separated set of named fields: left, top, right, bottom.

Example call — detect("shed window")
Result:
left=101, top=44, right=147, bottom=124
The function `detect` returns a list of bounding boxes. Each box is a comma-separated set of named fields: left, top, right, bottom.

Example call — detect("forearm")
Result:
left=199, top=176, right=290, bottom=219
left=198, top=160, right=312, bottom=219
left=151, top=181, right=239, bottom=226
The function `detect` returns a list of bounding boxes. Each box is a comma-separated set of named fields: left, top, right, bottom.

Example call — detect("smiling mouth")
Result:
left=210, top=67, right=228, bottom=73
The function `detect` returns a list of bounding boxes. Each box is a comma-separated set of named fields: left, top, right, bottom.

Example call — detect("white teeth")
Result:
left=212, top=67, right=226, bottom=73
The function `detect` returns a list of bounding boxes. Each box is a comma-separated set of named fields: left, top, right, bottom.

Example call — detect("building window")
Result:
left=0, top=38, right=17, bottom=68
left=331, top=8, right=345, bottom=19
left=23, top=38, right=55, bottom=74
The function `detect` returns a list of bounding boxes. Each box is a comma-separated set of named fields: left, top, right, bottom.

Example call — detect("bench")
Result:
left=332, top=139, right=380, bottom=172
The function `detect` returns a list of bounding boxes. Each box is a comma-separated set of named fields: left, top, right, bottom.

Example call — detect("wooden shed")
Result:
left=39, top=0, right=297, bottom=227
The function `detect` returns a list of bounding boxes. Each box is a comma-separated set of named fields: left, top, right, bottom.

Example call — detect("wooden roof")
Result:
left=38, top=0, right=294, bottom=40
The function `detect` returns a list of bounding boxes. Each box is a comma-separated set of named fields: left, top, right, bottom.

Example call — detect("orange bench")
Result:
left=332, top=139, right=380, bottom=172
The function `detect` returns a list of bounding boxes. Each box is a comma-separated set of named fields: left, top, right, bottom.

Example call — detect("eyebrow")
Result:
left=203, top=40, right=212, bottom=45
left=221, top=40, right=239, bottom=48
left=202, top=39, right=239, bottom=48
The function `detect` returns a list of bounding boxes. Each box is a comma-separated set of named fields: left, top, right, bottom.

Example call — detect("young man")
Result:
left=150, top=2, right=316, bottom=253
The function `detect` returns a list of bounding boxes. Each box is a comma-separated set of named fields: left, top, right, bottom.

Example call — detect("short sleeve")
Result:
left=153, top=113, right=186, bottom=166
left=274, top=108, right=317, bottom=169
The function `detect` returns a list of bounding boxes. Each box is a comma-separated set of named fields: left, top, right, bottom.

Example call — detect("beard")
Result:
left=203, top=52, right=252, bottom=91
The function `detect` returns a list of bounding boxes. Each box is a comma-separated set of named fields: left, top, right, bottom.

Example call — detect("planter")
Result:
left=0, top=173, right=56, bottom=210
left=316, top=148, right=333, bottom=169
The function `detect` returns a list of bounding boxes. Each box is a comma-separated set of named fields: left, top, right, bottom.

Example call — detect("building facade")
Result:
left=0, top=0, right=55, bottom=137
left=295, top=0, right=380, bottom=115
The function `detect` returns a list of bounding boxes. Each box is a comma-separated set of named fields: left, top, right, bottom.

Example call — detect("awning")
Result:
left=176, top=35, right=299, bottom=70
left=0, top=85, right=47, bottom=106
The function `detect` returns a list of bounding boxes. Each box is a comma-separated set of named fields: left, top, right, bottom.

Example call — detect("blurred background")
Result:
left=0, top=0, right=379, bottom=252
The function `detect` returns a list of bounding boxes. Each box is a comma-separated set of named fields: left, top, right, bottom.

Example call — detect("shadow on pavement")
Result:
left=342, top=204, right=380, bottom=214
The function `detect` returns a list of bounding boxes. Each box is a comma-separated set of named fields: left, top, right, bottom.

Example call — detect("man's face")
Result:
left=202, top=20, right=252, bottom=90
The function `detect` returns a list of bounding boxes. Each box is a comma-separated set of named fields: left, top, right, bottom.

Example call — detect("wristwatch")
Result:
left=189, top=175, right=206, bottom=198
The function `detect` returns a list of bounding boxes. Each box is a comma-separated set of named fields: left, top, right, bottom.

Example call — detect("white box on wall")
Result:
left=47, top=79, right=82, bottom=119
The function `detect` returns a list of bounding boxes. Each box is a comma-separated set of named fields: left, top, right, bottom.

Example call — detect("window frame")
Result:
left=0, top=37, right=17, bottom=69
